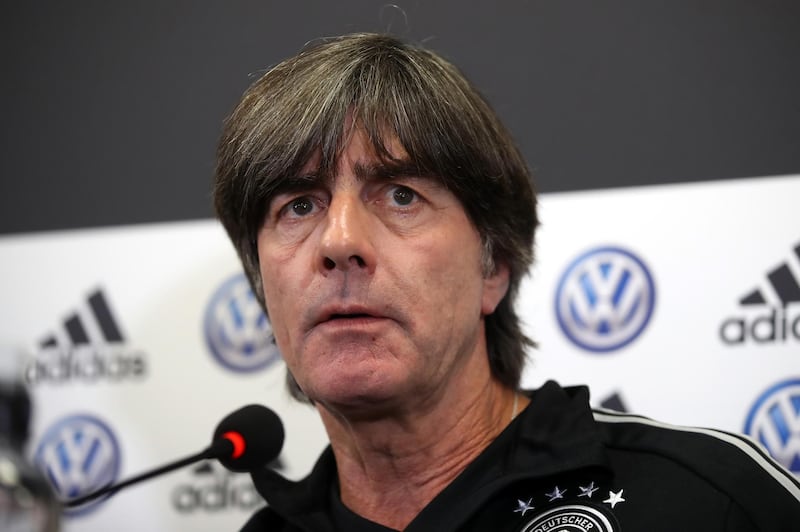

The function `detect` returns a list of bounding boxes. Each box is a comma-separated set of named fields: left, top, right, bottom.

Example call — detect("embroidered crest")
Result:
left=519, top=504, right=618, bottom=532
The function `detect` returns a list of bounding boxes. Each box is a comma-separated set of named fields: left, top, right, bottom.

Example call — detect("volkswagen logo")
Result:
left=204, top=273, right=281, bottom=373
left=33, top=413, right=121, bottom=516
left=744, top=378, right=800, bottom=473
left=555, top=246, right=656, bottom=352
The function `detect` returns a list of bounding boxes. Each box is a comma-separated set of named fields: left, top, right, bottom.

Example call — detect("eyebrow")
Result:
left=270, top=159, right=432, bottom=199
left=270, top=174, right=321, bottom=196
left=352, top=160, right=428, bottom=182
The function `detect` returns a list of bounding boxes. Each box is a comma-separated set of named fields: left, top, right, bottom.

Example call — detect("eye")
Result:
left=391, top=186, right=416, bottom=206
left=290, top=197, right=314, bottom=216
left=277, top=195, right=318, bottom=219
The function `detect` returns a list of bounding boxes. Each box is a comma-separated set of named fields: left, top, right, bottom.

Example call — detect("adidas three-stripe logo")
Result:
left=719, top=239, right=800, bottom=344
left=26, top=287, right=146, bottom=385
left=740, top=241, right=800, bottom=306
left=40, top=289, right=124, bottom=348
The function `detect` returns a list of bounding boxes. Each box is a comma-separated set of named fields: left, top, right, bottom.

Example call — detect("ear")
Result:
left=481, top=261, right=510, bottom=315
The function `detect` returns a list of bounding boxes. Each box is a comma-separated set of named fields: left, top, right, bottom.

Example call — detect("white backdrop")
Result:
left=0, top=174, right=797, bottom=531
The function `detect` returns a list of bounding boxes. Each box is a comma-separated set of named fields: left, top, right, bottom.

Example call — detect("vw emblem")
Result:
left=33, top=414, right=121, bottom=516
left=555, top=246, right=656, bottom=352
left=204, top=272, right=281, bottom=372
left=744, top=378, right=800, bottom=473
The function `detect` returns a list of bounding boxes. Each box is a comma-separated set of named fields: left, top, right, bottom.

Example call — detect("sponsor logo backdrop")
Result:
left=0, top=174, right=797, bottom=530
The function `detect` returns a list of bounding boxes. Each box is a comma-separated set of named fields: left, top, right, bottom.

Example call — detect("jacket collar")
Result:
left=249, top=380, right=611, bottom=530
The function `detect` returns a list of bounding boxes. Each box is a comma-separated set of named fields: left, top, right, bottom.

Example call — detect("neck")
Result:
left=318, top=379, right=527, bottom=530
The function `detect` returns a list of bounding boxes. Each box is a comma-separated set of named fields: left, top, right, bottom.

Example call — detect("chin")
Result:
left=309, top=371, right=405, bottom=411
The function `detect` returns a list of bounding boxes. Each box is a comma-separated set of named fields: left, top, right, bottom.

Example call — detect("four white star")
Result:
left=513, top=483, right=628, bottom=516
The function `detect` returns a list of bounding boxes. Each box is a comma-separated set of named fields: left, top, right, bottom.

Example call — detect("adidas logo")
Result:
left=25, top=288, right=148, bottom=385
left=170, top=462, right=265, bottom=513
left=719, top=241, right=800, bottom=345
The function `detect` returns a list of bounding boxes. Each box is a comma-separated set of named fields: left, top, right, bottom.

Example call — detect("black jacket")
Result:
left=240, top=381, right=800, bottom=531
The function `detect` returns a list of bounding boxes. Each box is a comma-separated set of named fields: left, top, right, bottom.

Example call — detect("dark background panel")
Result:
left=2, top=1, right=798, bottom=235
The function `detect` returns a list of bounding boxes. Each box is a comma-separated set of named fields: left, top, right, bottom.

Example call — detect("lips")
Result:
left=310, top=304, right=389, bottom=329
left=319, top=308, right=379, bottom=324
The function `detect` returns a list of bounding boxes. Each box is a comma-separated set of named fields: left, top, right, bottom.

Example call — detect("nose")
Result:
left=317, top=193, right=376, bottom=275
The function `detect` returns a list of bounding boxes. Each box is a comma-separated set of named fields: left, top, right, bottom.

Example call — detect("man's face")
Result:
left=256, top=128, right=509, bottom=413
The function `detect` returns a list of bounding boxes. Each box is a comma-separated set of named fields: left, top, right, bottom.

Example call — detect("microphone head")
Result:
left=212, top=404, right=284, bottom=472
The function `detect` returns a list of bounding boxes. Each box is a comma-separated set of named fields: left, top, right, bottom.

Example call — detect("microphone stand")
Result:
left=63, top=439, right=230, bottom=508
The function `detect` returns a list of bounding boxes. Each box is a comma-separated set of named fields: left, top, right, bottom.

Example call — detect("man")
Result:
left=214, top=33, right=800, bottom=531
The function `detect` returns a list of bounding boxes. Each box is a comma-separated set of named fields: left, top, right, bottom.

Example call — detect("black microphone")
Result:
left=213, top=404, right=285, bottom=472
left=63, top=404, right=284, bottom=508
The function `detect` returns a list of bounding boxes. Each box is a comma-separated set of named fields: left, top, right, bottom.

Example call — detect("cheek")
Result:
left=258, top=255, right=296, bottom=351
left=429, top=228, right=484, bottom=284
left=407, top=237, right=485, bottom=319
left=258, top=239, right=301, bottom=306
left=262, top=289, right=301, bottom=374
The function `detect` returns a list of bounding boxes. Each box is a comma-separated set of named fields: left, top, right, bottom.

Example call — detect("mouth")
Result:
left=327, top=312, right=375, bottom=321
left=312, top=306, right=388, bottom=329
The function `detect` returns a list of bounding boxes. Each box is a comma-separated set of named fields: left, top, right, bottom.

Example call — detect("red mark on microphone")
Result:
left=222, top=431, right=246, bottom=459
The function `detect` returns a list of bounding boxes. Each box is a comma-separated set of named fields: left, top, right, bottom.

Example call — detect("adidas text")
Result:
left=171, top=472, right=263, bottom=513
left=25, top=346, right=147, bottom=385
left=719, top=305, right=800, bottom=344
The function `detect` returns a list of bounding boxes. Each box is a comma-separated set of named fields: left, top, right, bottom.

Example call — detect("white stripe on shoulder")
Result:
left=592, top=410, right=800, bottom=503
